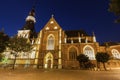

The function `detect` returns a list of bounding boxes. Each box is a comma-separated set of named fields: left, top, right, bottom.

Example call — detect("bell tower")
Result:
left=17, top=7, right=36, bottom=39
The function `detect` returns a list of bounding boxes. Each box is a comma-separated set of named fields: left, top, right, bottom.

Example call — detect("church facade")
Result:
left=3, top=8, right=120, bottom=69
left=34, top=16, right=120, bottom=69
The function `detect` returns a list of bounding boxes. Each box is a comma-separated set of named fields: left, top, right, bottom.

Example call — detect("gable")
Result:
left=42, top=16, right=62, bottom=31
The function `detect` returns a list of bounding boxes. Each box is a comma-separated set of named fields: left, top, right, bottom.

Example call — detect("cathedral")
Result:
left=3, top=8, right=120, bottom=69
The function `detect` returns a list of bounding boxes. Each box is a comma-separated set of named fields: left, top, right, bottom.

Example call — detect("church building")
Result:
left=4, top=8, right=120, bottom=69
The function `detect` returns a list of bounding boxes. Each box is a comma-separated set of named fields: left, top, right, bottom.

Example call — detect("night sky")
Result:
left=0, top=0, right=120, bottom=44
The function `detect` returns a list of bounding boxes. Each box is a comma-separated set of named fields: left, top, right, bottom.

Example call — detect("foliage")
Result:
left=8, top=36, right=32, bottom=69
left=96, top=52, right=110, bottom=63
left=109, top=0, right=120, bottom=23
left=1, top=57, right=8, bottom=64
left=77, top=54, right=89, bottom=63
left=0, top=54, right=3, bottom=61
left=95, top=52, right=110, bottom=70
left=0, top=32, right=9, bottom=61
left=77, top=54, right=95, bottom=69
left=0, top=32, right=9, bottom=53
left=8, top=36, right=32, bottom=52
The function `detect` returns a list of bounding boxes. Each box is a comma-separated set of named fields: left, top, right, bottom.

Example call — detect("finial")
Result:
left=51, top=14, right=54, bottom=18
left=32, top=0, right=38, bottom=9
left=92, top=31, right=96, bottom=42
left=92, top=32, right=95, bottom=36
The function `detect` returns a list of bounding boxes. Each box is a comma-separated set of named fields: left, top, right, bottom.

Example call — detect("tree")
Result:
left=95, top=52, right=110, bottom=70
left=77, top=54, right=90, bottom=69
left=8, top=36, right=32, bottom=69
left=0, top=31, right=9, bottom=61
left=109, top=0, right=120, bottom=23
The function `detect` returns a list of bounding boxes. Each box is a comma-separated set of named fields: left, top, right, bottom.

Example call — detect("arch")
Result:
left=47, top=34, right=55, bottom=50
left=44, top=52, right=53, bottom=69
left=68, top=46, right=78, bottom=60
left=111, top=49, right=120, bottom=59
left=83, top=45, right=95, bottom=60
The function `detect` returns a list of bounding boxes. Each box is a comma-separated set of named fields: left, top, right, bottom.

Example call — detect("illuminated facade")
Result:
left=34, top=16, right=120, bottom=69
left=3, top=8, right=120, bottom=69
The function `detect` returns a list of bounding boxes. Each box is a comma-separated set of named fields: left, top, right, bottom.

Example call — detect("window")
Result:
left=69, top=47, right=77, bottom=60
left=30, top=52, right=35, bottom=59
left=111, top=49, right=120, bottom=59
left=47, top=35, right=54, bottom=50
left=83, top=46, right=95, bottom=60
left=46, top=27, right=49, bottom=30
left=50, top=21, right=54, bottom=24
left=54, top=26, right=58, bottom=29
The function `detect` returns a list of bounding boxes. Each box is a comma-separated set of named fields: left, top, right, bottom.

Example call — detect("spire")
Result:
left=28, top=8, right=35, bottom=17
left=92, top=32, right=96, bottom=42
left=26, top=8, right=36, bottom=23
left=92, top=32, right=95, bottom=36
left=26, top=0, right=37, bottom=20
left=51, top=14, right=54, bottom=18
left=19, top=4, right=37, bottom=38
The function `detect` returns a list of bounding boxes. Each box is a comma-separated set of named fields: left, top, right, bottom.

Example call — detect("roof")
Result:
left=21, top=21, right=36, bottom=31
left=65, top=30, right=89, bottom=37
left=101, top=42, right=120, bottom=46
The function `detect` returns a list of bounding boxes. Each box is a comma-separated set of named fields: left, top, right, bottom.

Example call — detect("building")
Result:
left=3, top=8, right=120, bottom=69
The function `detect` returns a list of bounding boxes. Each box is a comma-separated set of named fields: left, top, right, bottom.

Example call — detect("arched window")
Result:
left=69, top=47, right=77, bottom=60
left=83, top=45, right=95, bottom=60
left=111, top=49, right=120, bottom=59
left=47, top=35, right=54, bottom=50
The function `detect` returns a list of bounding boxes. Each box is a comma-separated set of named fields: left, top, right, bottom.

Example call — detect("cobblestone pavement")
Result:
left=0, top=68, right=120, bottom=80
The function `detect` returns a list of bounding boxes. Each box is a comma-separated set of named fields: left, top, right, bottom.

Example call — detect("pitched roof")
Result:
left=65, top=30, right=89, bottom=37
left=101, top=42, right=120, bottom=46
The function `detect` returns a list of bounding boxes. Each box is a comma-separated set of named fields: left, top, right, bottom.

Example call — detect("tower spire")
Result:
left=25, top=0, right=38, bottom=23
left=26, top=8, right=36, bottom=23
left=18, top=1, right=38, bottom=38
left=51, top=14, right=54, bottom=18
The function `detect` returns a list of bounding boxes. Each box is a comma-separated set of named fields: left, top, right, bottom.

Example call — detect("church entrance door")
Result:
left=48, top=60, right=51, bottom=68
left=44, top=52, right=53, bottom=69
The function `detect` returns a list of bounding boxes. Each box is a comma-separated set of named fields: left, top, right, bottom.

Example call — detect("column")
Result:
left=58, top=29, right=62, bottom=69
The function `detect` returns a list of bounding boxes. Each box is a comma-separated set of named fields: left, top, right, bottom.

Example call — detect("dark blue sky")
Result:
left=0, top=0, right=120, bottom=44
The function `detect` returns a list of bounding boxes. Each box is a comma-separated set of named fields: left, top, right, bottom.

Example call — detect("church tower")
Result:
left=17, top=8, right=36, bottom=39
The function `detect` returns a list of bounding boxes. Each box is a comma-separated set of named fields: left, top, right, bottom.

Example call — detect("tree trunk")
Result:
left=103, top=62, right=107, bottom=71
left=97, top=62, right=100, bottom=71
left=12, top=54, right=17, bottom=70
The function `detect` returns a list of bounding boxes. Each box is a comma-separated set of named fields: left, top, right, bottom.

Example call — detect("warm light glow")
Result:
left=50, top=21, right=54, bottom=24
left=54, top=26, right=58, bottom=29
left=112, top=49, right=120, bottom=59
left=83, top=45, right=95, bottom=60
left=26, top=16, right=36, bottom=23
left=46, top=27, right=49, bottom=30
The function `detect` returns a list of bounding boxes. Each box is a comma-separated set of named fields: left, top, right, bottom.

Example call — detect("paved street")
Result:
left=0, top=68, right=120, bottom=80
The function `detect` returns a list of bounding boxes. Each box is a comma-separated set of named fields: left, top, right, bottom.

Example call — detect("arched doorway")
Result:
left=44, top=52, right=53, bottom=69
